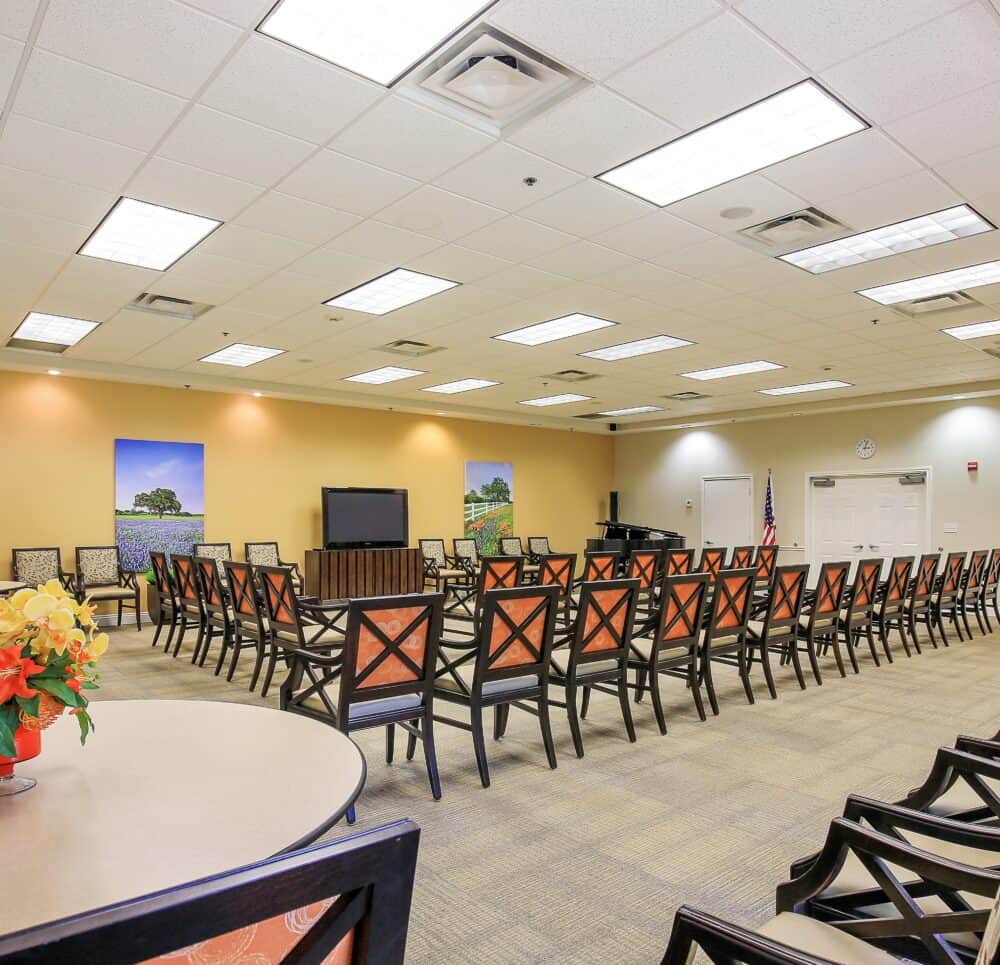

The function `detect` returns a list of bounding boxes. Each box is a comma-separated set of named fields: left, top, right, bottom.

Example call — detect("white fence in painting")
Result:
left=464, top=501, right=509, bottom=523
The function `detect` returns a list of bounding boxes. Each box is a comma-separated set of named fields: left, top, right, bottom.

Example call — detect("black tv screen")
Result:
left=321, top=487, right=408, bottom=550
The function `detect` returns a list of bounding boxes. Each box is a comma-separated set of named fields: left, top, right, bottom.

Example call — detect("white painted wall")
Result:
left=613, top=397, right=1000, bottom=558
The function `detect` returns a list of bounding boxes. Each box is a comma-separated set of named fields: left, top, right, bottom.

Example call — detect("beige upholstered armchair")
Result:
left=74, top=544, right=141, bottom=629
left=244, top=541, right=303, bottom=593
left=11, top=546, right=75, bottom=592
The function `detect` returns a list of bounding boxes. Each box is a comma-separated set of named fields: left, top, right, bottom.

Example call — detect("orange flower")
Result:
left=0, top=646, right=45, bottom=703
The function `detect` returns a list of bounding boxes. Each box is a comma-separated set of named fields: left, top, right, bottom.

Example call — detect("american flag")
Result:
left=762, top=470, right=777, bottom=545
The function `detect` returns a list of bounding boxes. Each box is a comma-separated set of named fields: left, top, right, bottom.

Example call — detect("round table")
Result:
left=0, top=580, right=27, bottom=596
left=0, top=699, right=366, bottom=935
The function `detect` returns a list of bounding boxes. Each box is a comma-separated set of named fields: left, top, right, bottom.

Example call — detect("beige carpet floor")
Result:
left=92, top=618, right=998, bottom=964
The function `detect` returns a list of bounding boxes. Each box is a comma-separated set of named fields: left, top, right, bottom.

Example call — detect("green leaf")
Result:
left=33, top=678, right=82, bottom=707
left=0, top=707, right=18, bottom=759
left=15, top=694, right=40, bottom=718
left=76, top=710, right=92, bottom=746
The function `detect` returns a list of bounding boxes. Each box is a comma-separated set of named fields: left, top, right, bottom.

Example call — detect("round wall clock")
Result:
left=855, top=438, right=877, bottom=459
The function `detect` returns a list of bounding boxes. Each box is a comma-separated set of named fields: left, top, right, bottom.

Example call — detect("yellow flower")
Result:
left=76, top=602, right=96, bottom=627
left=23, top=593, right=58, bottom=621
left=47, top=606, right=75, bottom=631
left=42, top=578, right=68, bottom=599
left=10, top=587, right=36, bottom=610
left=90, top=632, right=109, bottom=658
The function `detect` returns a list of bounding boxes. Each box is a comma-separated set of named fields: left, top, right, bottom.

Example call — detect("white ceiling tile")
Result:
left=200, top=35, right=383, bottom=144
left=405, top=244, right=513, bottom=282
left=0, top=114, right=144, bottom=191
left=0, top=204, right=91, bottom=252
left=490, top=0, right=721, bottom=80
left=885, top=81, right=1000, bottom=167
left=935, top=145, right=1000, bottom=212
left=593, top=209, right=714, bottom=258
left=664, top=174, right=807, bottom=233
left=1, top=0, right=40, bottom=41
left=0, top=240, right=65, bottom=309
left=64, top=307, right=189, bottom=363
left=286, top=245, right=391, bottom=286
left=277, top=149, right=419, bottom=216
left=325, top=220, right=442, bottom=264
left=508, top=86, right=678, bottom=176
left=433, top=142, right=582, bottom=211
left=14, top=49, right=187, bottom=152
left=591, top=261, right=685, bottom=300
left=820, top=170, right=962, bottom=233
left=531, top=241, right=636, bottom=280
left=0, top=164, right=114, bottom=225
left=0, top=34, right=23, bottom=103
left=197, top=224, right=312, bottom=270
left=735, top=0, right=966, bottom=72
left=37, top=255, right=158, bottom=320
left=127, top=156, right=263, bottom=221
left=225, top=270, right=334, bottom=318
left=519, top=179, right=650, bottom=237
left=331, top=96, right=495, bottom=181
left=821, top=4, right=1000, bottom=125
left=607, top=13, right=804, bottom=129
left=457, top=214, right=576, bottom=260
left=763, top=129, right=921, bottom=205
left=36, top=0, right=241, bottom=97
left=158, top=106, right=315, bottom=186
left=181, top=0, right=273, bottom=28
left=235, top=192, right=360, bottom=245
left=475, top=265, right=567, bottom=298
left=157, top=250, right=274, bottom=291
left=376, top=185, right=506, bottom=241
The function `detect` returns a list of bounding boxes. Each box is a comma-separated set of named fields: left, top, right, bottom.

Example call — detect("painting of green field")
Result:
left=464, top=461, right=513, bottom=556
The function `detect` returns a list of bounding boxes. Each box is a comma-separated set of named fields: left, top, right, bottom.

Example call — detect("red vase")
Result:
left=0, top=725, right=41, bottom=795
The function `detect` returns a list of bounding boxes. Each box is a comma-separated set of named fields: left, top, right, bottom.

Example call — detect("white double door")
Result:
left=811, top=473, right=927, bottom=577
left=701, top=475, right=754, bottom=551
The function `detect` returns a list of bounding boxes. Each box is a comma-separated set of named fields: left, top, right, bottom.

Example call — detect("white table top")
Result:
left=1, top=699, right=366, bottom=935
left=0, top=580, right=26, bottom=594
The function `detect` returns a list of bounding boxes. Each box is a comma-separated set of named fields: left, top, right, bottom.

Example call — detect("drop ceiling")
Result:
left=2, top=0, right=1000, bottom=434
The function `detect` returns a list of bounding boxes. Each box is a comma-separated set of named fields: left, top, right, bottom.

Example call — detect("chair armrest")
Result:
left=955, top=735, right=1000, bottom=757
left=661, top=905, right=835, bottom=965
left=120, top=569, right=140, bottom=590
left=279, top=559, right=304, bottom=581
left=898, top=748, right=1000, bottom=816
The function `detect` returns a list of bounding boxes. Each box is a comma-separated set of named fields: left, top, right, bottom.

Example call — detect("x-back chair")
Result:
left=697, top=546, right=726, bottom=581
left=170, top=553, right=205, bottom=662
left=701, top=567, right=757, bottom=713
left=578, top=550, right=621, bottom=584
left=959, top=548, right=989, bottom=638
left=75, top=544, right=141, bottom=629
left=982, top=548, right=1000, bottom=632
left=11, top=546, right=74, bottom=592
left=664, top=547, right=694, bottom=576
left=195, top=555, right=235, bottom=675
left=280, top=590, right=446, bottom=813
left=907, top=552, right=940, bottom=650
left=549, top=578, right=639, bottom=757
left=796, top=560, right=850, bottom=683
left=870, top=555, right=915, bottom=661
left=630, top=571, right=712, bottom=729
left=452, top=537, right=481, bottom=579
left=435, top=583, right=560, bottom=788
left=244, top=540, right=303, bottom=593
left=730, top=545, right=755, bottom=569
left=193, top=541, right=232, bottom=563
left=933, top=550, right=967, bottom=645
left=899, top=736, right=1000, bottom=823
left=746, top=563, right=809, bottom=697
left=0, top=820, right=422, bottom=965
left=419, top=538, right=468, bottom=592
left=754, top=543, right=779, bottom=588
left=222, top=560, right=271, bottom=692
left=838, top=558, right=882, bottom=672
left=442, top=554, right=523, bottom=632
left=535, top=552, right=577, bottom=626
left=527, top=536, right=551, bottom=561
left=627, top=546, right=663, bottom=615
left=149, top=550, right=179, bottom=652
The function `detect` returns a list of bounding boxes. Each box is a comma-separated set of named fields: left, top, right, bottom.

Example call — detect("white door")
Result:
left=702, top=476, right=754, bottom=551
left=810, top=473, right=927, bottom=576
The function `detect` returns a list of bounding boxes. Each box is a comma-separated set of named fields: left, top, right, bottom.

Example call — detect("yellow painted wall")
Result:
left=0, top=371, right=613, bottom=583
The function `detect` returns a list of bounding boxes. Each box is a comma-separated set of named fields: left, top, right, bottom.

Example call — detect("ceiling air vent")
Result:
left=404, top=28, right=583, bottom=129
left=5, top=337, right=67, bottom=354
left=666, top=391, right=709, bottom=401
left=128, top=293, right=214, bottom=320
left=890, top=291, right=982, bottom=317
left=379, top=339, right=445, bottom=358
left=980, top=345, right=1000, bottom=361
left=545, top=369, right=599, bottom=383
left=737, top=207, right=847, bottom=253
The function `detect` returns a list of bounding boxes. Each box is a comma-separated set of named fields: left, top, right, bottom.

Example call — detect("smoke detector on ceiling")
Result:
left=736, top=207, right=847, bottom=253
left=444, top=54, right=539, bottom=110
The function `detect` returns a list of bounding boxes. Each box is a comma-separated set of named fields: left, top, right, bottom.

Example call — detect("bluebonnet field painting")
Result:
left=463, top=461, right=514, bottom=556
left=115, top=439, right=205, bottom=572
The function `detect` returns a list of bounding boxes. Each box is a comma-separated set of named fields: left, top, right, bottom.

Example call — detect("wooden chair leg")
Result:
left=151, top=616, right=164, bottom=648
left=190, top=622, right=206, bottom=665
left=422, top=712, right=442, bottom=801
left=649, top=666, right=668, bottom=735
left=214, top=630, right=230, bottom=676
left=974, top=600, right=988, bottom=635
left=385, top=724, right=395, bottom=764
left=565, top=680, right=585, bottom=758
left=897, top=620, right=912, bottom=658
left=470, top=705, right=491, bottom=788
left=805, top=633, right=822, bottom=685
left=737, top=647, right=755, bottom=705
left=757, top=640, right=777, bottom=699
left=247, top=635, right=265, bottom=691
left=117, top=601, right=123, bottom=627
left=406, top=721, right=418, bottom=761
left=538, top=693, right=558, bottom=770
left=687, top=659, right=706, bottom=722
left=786, top=640, right=806, bottom=690
left=703, top=653, right=720, bottom=716
left=261, top=642, right=280, bottom=697
left=634, top=665, right=647, bottom=703
left=618, top=673, right=638, bottom=741
left=134, top=596, right=141, bottom=631
left=580, top=686, right=591, bottom=719
left=172, top=614, right=187, bottom=657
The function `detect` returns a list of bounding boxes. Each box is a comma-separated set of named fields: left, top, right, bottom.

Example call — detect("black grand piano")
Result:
left=587, top=520, right=685, bottom=555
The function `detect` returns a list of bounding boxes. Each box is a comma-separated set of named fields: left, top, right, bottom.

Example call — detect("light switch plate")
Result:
left=943, top=523, right=958, bottom=534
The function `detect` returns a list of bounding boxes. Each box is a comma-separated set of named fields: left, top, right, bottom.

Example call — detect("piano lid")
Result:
left=595, top=520, right=681, bottom=539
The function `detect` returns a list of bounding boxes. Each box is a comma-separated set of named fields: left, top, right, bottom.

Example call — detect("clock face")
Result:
left=856, top=438, right=876, bottom=459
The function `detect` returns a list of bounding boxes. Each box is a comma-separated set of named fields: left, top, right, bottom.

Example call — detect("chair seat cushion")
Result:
left=747, top=618, right=764, bottom=637
left=549, top=650, right=619, bottom=679
left=628, top=637, right=691, bottom=663
left=303, top=692, right=422, bottom=722
left=435, top=568, right=467, bottom=579
left=84, top=585, right=136, bottom=601
left=275, top=627, right=344, bottom=646
left=757, top=912, right=897, bottom=963
left=436, top=666, right=539, bottom=698
left=799, top=613, right=836, bottom=630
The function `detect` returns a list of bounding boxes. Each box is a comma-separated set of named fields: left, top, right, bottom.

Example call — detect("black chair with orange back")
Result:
left=754, top=544, right=779, bottom=589
left=665, top=548, right=695, bottom=577
left=981, top=548, right=1000, bottom=632
left=580, top=550, right=621, bottom=582
left=870, top=556, right=914, bottom=661
left=194, top=554, right=235, bottom=674
left=932, top=551, right=967, bottom=645
left=443, top=555, right=524, bottom=636
left=906, top=553, right=940, bottom=651
left=222, top=559, right=272, bottom=692
left=627, top=546, right=663, bottom=615
left=958, top=548, right=989, bottom=638
left=730, top=545, right=755, bottom=569
left=746, top=563, right=809, bottom=697
left=838, top=558, right=882, bottom=672
left=148, top=550, right=178, bottom=652
left=170, top=553, right=205, bottom=662
left=697, top=547, right=726, bottom=582
left=549, top=578, right=640, bottom=756
left=701, top=567, right=758, bottom=713
left=535, top=552, right=577, bottom=626
left=796, top=560, right=851, bottom=683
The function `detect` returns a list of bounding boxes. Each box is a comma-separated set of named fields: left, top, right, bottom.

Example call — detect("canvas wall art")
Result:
left=115, top=439, right=205, bottom=572
left=463, top=461, right=513, bottom=556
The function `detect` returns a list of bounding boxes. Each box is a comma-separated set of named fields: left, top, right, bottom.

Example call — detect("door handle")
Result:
left=869, top=544, right=879, bottom=550
left=704, top=539, right=714, bottom=545
left=852, top=544, right=863, bottom=551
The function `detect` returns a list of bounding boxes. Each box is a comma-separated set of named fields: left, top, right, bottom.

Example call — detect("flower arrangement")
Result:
left=0, top=580, right=108, bottom=757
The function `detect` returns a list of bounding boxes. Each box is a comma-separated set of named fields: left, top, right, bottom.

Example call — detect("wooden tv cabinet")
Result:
left=304, top=547, right=424, bottom=600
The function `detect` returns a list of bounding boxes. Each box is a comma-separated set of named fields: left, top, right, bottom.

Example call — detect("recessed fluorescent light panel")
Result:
left=857, top=260, right=1000, bottom=305
left=519, top=393, right=593, bottom=407
left=580, top=334, right=693, bottom=361
left=941, top=319, right=1000, bottom=340
left=781, top=206, right=994, bottom=274
left=422, top=378, right=499, bottom=394
left=495, top=314, right=617, bottom=347
left=199, top=343, right=285, bottom=367
left=11, top=312, right=99, bottom=346
left=681, top=360, right=784, bottom=381
left=79, top=198, right=221, bottom=271
left=258, top=0, right=497, bottom=86
left=759, top=380, right=852, bottom=396
left=598, top=405, right=664, bottom=416
left=598, top=80, right=866, bottom=207
left=324, top=268, right=459, bottom=316
left=344, top=366, right=426, bottom=384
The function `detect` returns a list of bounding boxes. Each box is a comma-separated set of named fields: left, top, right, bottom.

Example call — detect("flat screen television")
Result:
left=321, top=487, right=408, bottom=550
